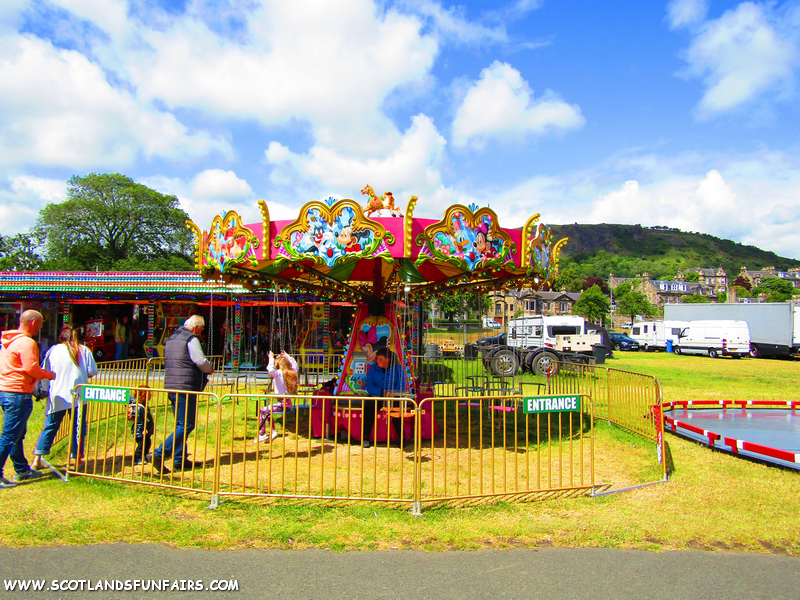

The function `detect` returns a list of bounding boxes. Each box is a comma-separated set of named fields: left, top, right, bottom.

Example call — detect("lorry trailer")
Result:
left=665, top=302, right=800, bottom=358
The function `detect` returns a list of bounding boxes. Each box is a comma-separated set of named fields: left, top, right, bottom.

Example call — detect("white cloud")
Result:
left=667, top=0, right=707, bottom=30
left=190, top=169, right=253, bottom=201
left=118, top=0, right=438, bottom=157
left=0, top=34, right=232, bottom=169
left=491, top=151, right=800, bottom=259
left=674, top=2, right=798, bottom=117
left=401, top=0, right=507, bottom=44
left=0, top=175, right=66, bottom=234
left=451, top=61, right=584, bottom=149
left=264, top=114, right=452, bottom=215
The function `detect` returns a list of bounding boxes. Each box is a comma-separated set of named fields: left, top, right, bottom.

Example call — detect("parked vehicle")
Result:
left=673, top=320, right=750, bottom=358
left=482, top=317, right=502, bottom=329
left=480, top=315, right=612, bottom=377
left=608, top=332, right=640, bottom=351
left=629, top=320, right=689, bottom=351
left=476, top=332, right=506, bottom=346
left=665, top=302, right=800, bottom=358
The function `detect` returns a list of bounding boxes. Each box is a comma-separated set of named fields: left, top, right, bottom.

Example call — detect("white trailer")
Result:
left=507, top=315, right=597, bottom=350
left=629, top=320, right=689, bottom=351
left=665, top=302, right=800, bottom=358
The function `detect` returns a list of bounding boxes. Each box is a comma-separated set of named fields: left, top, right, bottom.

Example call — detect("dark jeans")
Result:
left=34, top=407, right=87, bottom=459
left=155, top=392, right=196, bottom=467
left=0, top=392, right=33, bottom=478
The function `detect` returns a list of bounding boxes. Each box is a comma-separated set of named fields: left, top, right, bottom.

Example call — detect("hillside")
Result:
left=550, top=224, right=800, bottom=281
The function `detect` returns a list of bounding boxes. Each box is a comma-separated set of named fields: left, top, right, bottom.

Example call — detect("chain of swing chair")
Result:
left=206, top=286, right=297, bottom=385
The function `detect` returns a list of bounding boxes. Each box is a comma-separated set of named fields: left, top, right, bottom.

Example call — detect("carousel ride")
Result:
left=187, top=188, right=567, bottom=397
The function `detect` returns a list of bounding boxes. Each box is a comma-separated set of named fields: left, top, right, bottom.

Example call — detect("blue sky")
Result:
left=1, top=0, right=799, bottom=258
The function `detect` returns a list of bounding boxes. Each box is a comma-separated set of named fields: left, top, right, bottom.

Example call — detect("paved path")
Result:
left=1, top=545, right=798, bottom=599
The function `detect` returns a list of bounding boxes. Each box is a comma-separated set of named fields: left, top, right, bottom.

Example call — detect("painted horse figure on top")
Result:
left=361, top=184, right=402, bottom=218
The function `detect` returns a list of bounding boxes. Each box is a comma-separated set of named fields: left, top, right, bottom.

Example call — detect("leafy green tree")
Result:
left=617, top=291, right=653, bottom=323
left=611, top=280, right=633, bottom=301
left=717, top=290, right=727, bottom=303
left=36, top=173, right=194, bottom=271
left=752, top=277, right=794, bottom=302
left=464, top=292, right=492, bottom=318
left=0, top=232, right=45, bottom=270
left=682, top=294, right=711, bottom=303
left=684, top=272, right=701, bottom=282
left=572, top=285, right=610, bottom=323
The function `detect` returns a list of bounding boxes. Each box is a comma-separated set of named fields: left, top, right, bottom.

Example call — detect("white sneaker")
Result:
left=253, top=433, right=269, bottom=444
left=270, top=430, right=279, bottom=441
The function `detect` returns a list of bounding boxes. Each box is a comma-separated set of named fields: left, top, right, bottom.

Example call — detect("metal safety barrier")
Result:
left=49, top=358, right=665, bottom=512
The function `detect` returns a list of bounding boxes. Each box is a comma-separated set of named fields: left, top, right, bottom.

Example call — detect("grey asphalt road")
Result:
left=1, top=545, right=798, bottom=600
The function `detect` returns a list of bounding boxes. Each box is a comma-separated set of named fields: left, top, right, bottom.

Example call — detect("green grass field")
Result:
left=1, top=351, right=798, bottom=553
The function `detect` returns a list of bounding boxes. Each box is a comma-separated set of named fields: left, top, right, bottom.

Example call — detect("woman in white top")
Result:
left=32, top=326, right=98, bottom=468
left=254, top=351, right=298, bottom=443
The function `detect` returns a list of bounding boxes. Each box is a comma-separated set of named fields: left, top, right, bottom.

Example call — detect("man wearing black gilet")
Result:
left=149, top=315, right=214, bottom=471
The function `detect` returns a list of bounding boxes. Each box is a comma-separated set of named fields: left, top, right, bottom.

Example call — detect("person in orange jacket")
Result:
left=0, top=310, right=56, bottom=488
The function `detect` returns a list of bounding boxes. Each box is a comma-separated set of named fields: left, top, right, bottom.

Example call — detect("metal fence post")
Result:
left=411, top=403, right=422, bottom=516
left=208, top=393, right=223, bottom=509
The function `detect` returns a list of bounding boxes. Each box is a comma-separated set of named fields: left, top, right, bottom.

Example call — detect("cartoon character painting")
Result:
left=204, top=211, right=258, bottom=272
left=423, top=209, right=506, bottom=270
left=286, top=205, right=378, bottom=267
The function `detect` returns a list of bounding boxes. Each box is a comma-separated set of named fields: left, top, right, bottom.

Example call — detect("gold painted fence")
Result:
left=56, top=360, right=665, bottom=512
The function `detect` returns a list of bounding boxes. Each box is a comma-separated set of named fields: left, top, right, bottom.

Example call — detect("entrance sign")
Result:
left=523, top=395, right=581, bottom=414
left=81, top=385, right=130, bottom=403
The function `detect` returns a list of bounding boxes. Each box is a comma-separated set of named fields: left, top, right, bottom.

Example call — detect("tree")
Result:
left=617, top=291, right=653, bottom=323
left=732, top=274, right=751, bottom=291
left=436, top=291, right=492, bottom=321
left=583, top=277, right=609, bottom=294
left=752, top=277, right=794, bottom=302
left=0, top=232, right=45, bottom=270
left=682, top=294, right=711, bottom=303
left=572, top=285, right=610, bottom=323
left=684, top=271, right=701, bottom=282
left=36, top=173, right=194, bottom=271
left=464, top=292, right=492, bottom=318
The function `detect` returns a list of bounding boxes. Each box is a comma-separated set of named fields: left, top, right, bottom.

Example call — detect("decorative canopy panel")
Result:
left=188, top=190, right=567, bottom=302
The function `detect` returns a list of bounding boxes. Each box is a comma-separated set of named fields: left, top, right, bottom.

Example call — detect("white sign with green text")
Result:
left=80, top=385, right=130, bottom=403
left=523, top=395, right=581, bottom=414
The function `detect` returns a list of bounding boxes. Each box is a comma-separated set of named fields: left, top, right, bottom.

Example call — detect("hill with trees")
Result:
left=551, top=223, right=800, bottom=285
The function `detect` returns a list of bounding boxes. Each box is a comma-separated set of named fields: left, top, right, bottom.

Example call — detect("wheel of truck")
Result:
left=673, top=346, right=681, bottom=355
left=708, top=348, right=719, bottom=359
left=532, top=351, right=560, bottom=377
left=524, top=350, right=537, bottom=374
left=481, top=346, right=499, bottom=369
left=749, top=345, right=761, bottom=359
left=489, top=348, right=518, bottom=377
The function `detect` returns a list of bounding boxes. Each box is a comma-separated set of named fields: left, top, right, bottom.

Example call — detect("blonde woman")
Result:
left=254, top=351, right=298, bottom=443
left=32, top=327, right=97, bottom=468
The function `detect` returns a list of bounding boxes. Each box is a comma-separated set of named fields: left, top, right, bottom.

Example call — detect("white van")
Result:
left=673, top=320, right=750, bottom=358
left=482, top=317, right=501, bottom=329
left=629, top=320, right=689, bottom=351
